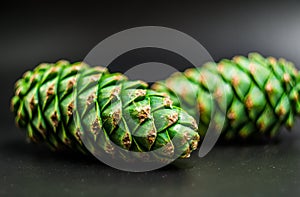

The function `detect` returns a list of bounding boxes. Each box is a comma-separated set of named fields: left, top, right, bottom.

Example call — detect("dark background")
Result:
left=1, top=0, right=300, bottom=196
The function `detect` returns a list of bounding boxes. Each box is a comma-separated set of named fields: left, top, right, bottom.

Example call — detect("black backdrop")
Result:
left=1, top=1, right=300, bottom=196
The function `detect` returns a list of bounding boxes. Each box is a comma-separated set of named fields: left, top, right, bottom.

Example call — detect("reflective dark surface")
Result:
left=1, top=1, right=300, bottom=196
left=1, top=125, right=300, bottom=196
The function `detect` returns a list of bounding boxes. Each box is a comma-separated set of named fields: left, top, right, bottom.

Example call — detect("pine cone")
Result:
left=11, top=60, right=200, bottom=162
left=152, top=53, right=300, bottom=140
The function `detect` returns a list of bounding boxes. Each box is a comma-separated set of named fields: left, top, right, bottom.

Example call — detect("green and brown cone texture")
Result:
left=11, top=61, right=199, bottom=161
left=153, top=53, right=300, bottom=140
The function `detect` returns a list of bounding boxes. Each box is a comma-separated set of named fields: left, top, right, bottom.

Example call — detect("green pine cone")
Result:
left=11, top=60, right=199, bottom=161
left=152, top=53, right=300, bottom=140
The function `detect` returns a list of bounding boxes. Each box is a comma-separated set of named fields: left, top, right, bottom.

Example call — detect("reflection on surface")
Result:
left=1, top=124, right=300, bottom=196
